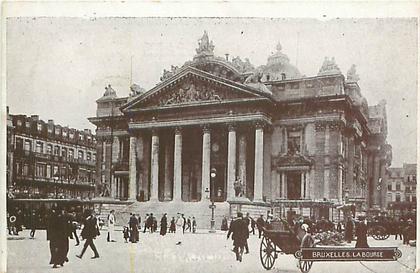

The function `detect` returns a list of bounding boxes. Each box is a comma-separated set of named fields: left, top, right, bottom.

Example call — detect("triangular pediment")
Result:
left=122, top=66, right=270, bottom=112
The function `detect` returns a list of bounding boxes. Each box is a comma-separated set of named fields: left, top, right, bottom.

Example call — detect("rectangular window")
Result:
left=55, top=128, right=61, bottom=136
left=37, top=123, right=42, bottom=131
left=61, top=147, right=67, bottom=158
left=63, top=130, right=67, bottom=137
left=412, top=195, right=416, bottom=202
left=54, top=145, right=60, bottom=155
left=387, top=184, right=392, bottom=191
left=36, top=141, right=43, bottom=153
left=24, top=140, right=31, bottom=151
left=396, top=193, right=401, bottom=202
left=92, top=153, right=96, bottom=162
left=396, top=183, right=401, bottom=191
left=46, top=165, right=51, bottom=178
left=47, top=144, right=53, bottom=154
left=87, top=152, right=91, bottom=161
left=78, top=150, right=84, bottom=160
left=69, top=149, right=74, bottom=158
left=25, top=121, right=30, bottom=128
left=23, top=164, right=29, bottom=176
left=287, top=131, right=301, bottom=155
left=53, top=165, right=59, bottom=178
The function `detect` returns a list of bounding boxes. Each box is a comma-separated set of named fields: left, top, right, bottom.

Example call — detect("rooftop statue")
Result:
left=347, top=64, right=360, bottom=82
left=318, top=56, right=341, bottom=76
left=160, top=65, right=180, bottom=81
left=195, top=31, right=215, bottom=57
left=103, top=84, right=117, bottom=97
left=129, top=83, right=146, bottom=97
left=231, top=56, right=255, bottom=73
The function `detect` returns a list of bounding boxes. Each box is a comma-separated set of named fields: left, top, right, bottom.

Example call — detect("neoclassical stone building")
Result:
left=89, top=32, right=391, bottom=222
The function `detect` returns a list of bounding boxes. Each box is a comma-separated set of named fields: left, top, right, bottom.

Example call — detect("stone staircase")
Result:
left=111, top=201, right=231, bottom=230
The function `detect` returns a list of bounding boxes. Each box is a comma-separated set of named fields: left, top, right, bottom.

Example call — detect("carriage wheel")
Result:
left=298, top=234, right=314, bottom=273
left=260, top=236, right=276, bottom=270
left=299, top=260, right=313, bottom=273
left=371, top=226, right=387, bottom=240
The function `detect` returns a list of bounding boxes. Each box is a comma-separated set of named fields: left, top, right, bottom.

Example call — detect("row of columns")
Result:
left=127, top=123, right=265, bottom=202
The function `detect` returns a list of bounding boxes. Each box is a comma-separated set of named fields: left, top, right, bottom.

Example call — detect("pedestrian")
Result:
left=146, top=213, right=153, bottom=233
left=123, top=226, right=130, bottom=243
left=395, top=218, right=404, bottom=240
left=403, top=219, right=415, bottom=245
left=227, top=212, right=248, bottom=262
left=344, top=217, right=354, bottom=243
left=186, top=217, right=192, bottom=232
left=138, top=215, right=142, bottom=231
left=160, top=213, right=168, bottom=236
left=170, top=217, right=176, bottom=233
left=143, top=214, right=149, bottom=233
left=152, top=215, right=158, bottom=233
left=355, top=217, right=369, bottom=248
left=243, top=213, right=251, bottom=254
left=76, top=209, right=100, bottom=259
left=221, top=216, right=228, bottom=231
left=256, top=214, right=265, bottom=239
left=29, top=209, right=38, bottom=238
left=129, top=213, right=139, bottom=243
left=107, top=210, right=116, bottom=242
left=181, top=214, right=186, bottom=234
left=192, top=217, right=197, bottom=233
left=250, top=217, right=256, bottom=235
left=70, top=212, right=80, bottom=246
left=47, top=208, right=60, bottom=268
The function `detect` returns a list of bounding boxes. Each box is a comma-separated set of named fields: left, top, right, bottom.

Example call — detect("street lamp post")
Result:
left=209, top=168, right=217, bottom=233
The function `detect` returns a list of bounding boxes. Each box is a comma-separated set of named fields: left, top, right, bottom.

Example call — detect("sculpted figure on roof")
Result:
left=196, top=31, right=215, bottom=56
left=347, top=64, right=360, bottom=82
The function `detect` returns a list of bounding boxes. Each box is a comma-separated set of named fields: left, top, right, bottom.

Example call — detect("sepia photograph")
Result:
left=1, top=2, right=418, bottom=273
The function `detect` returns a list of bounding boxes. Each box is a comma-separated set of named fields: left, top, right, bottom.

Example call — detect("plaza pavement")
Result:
left=7, top=229, right=416, bottom=273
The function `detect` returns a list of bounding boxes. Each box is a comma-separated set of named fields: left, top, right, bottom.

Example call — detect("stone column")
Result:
left=300, top=172, right=305, bottom=199
left=201, top=126, right=211, bottom=201
left=128, top=135, right=137, bottom=200
left=338, top=166, right=343, bottom=203
left=238, top=133, right=247, bottom=195
left=173, top=128, right=183, bottom=201
left=281, top=172, right=287, bottom=198
left=164, top=139, right=172, bottom=201
left=304, top=172, right=309, bottom=198
left=254, top=124, right=264, bottom=201
left=150, top=130, right=159, bottom=201
left=227, top=124, right=237, bottom=200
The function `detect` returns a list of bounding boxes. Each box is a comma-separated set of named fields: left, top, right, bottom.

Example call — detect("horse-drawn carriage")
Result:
left=259, top=219, right=314, bottom=273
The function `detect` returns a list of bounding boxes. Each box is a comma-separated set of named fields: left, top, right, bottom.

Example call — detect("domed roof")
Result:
left=262, top=42, right=301, bottom=81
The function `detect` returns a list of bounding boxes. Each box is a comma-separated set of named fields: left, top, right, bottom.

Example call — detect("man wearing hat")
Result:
left=76, top=209, right=100, bottom=259
left=227, top=212, right=249, bottom=262
left=355, top=216, right=369, bottom=248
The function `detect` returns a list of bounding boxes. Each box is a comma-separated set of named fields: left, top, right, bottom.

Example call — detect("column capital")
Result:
left=227, top=123, right=236, bottom=132
left=201, top=124, right=211, bottom=134
left=174, top=126, right=183, bottom=135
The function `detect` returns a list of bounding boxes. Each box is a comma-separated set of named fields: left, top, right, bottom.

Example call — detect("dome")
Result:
left=262, top=42, right=301, bottom=81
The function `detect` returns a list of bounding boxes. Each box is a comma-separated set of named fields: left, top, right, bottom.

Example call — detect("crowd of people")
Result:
left=105, top=211, right=198, bottom=244
left=6, top=205, right=417, bottom=268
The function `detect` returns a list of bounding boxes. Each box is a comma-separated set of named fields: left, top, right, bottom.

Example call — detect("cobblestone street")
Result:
left=7, top=229, right=415, bottom=273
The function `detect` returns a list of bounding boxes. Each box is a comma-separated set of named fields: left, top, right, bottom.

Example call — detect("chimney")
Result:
left=48, top=119, right=54, bottom=125
left=31, top=115, right=39, bottom=121
left=225, top=53, right=229, bottom=61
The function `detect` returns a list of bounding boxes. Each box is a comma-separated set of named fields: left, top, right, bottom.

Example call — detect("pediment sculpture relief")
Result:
left=158, top=81, right=223, bottom=106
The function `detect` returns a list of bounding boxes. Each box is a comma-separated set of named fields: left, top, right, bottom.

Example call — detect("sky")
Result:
left=6, top=17, right=417, bottom=167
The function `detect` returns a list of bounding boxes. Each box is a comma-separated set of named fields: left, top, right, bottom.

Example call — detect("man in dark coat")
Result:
left=47, top=208, right=60, bottom=268
left=227, top=212, right=249, bottom=262
left=344, top=217, right=354, bottom=243
left=76, top=210, right=100, bottom=259
left=243, top=213, right=251, bottom=254
left=129, top=213, right=139, bottom=243
left=29, top=209, right=39, bottom=238
left=182, top=214, right=187, bottom=234
left=355, top=217, right=369, bottom=248
left=160, top=214, right=168, bottom=236
left=256, top=215, right=265, bottom=239
left=143, top=214, right=149, bottom=233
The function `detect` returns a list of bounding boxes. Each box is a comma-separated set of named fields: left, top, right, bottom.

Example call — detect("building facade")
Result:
left=386, top=163, right=417, bottom=214
left=89, top=32, right=391, bottom=222
left=6, top=108, right=97, bottom=204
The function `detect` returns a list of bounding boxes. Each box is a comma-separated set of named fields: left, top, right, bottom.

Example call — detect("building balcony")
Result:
left=15, top=174, right=95, bottom=188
